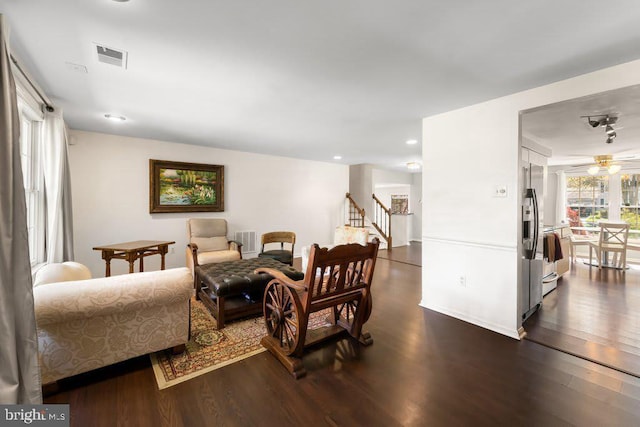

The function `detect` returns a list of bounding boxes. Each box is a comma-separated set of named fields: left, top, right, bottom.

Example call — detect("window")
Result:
left=18, top=100, right=45, bottom=266
left=621, top=174, right=640, bottom=231
left=566, top=175, right=609, bottom=227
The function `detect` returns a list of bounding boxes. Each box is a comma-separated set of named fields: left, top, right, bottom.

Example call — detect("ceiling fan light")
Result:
left=606, top=136, right=615, bottom=144
left=605, top=125, right=615, bottom=135
left=608, top=164, right=621, bottom=174
left=588, top=165, right=600, bottom=175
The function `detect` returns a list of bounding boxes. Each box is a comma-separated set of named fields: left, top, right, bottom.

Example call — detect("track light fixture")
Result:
left=581, top=114, right=618, bottom=144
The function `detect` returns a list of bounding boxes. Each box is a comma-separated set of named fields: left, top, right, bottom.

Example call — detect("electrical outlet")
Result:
left=458, top=275, right=466, bottom=287
left=170, top=247, right=175, bottom=254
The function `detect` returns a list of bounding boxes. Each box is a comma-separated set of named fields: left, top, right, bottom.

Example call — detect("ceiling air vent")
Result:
left=95, top=44, right=128, bottom=69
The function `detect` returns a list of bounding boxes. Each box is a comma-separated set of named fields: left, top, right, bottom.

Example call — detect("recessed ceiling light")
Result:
left=333, top=155, right=342, bottom=160
left=104, top=114, right=126, bottom=122
left=406, top=139, right=418, bottom=145
left=112, top=0, right=130, bottom=2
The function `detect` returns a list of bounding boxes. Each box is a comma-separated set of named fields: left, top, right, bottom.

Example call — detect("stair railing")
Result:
left=345, top=193, right=365, bottom=228
left=372, top=193, right=392, bottom=249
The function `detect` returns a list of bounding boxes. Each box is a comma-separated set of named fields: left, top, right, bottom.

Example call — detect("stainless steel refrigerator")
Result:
left=521, top=149, right=546, bottom=322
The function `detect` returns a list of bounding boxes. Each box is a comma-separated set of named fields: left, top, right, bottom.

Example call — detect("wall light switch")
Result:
left=494, top=185, right=507, bottom=198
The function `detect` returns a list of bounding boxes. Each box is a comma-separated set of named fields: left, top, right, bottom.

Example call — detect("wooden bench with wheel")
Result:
left=255, top=238, right=380, bottom=379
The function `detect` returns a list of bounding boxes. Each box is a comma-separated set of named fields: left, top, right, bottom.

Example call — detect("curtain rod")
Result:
left=9, top=54, right=54, bottom=112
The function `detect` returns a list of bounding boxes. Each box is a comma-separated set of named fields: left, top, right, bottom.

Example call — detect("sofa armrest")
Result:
left=34, top=267, right=193, bottom=327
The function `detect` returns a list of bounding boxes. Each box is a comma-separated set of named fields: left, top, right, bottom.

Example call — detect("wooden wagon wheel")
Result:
left=263, top=280, right=302, bottom=356
left=334, top=292, right=373, bottom=325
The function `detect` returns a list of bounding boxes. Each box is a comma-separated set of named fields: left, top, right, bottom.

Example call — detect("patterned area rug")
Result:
left=150, top=298, right=330, bottom=389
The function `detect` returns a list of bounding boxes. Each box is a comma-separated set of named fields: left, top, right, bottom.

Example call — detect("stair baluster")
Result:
left=345, top=192, right=365, bottom=228
left=371, top=194, right=392, bottom=250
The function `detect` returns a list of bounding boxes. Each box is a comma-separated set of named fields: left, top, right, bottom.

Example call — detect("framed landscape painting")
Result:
left=149, top=159, right=224, bottom=213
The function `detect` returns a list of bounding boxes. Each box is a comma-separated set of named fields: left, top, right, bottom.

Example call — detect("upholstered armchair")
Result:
left=186, top=218, right=242, bottom=274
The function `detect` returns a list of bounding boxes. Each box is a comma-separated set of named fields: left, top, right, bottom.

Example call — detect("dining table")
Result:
left=569, top=225, right=640, bottom=269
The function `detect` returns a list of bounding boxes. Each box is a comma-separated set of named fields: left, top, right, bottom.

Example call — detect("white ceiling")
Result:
left=4, top=1, right=640, bottom=171
left=522, top=84, right=640, bottom=167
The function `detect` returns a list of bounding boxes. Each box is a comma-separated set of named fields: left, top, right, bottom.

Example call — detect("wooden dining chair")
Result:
left=258, top=231, right=296, bottom=266
left=588, top=222, right=630, bottom=270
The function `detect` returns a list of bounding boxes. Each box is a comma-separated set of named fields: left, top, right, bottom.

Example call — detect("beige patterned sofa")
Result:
left=33, top=263, right=192, bottom=384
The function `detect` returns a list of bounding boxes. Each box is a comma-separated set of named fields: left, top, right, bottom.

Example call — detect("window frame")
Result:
left=621, top=173, right=640, bottom=231
left=17, top=97, right=46, bottom=267
left=565, top=174, right=610, bottom=227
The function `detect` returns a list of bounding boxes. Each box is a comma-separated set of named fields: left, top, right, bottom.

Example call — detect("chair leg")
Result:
left=589, top=246, right=593, bottom=267
left=570, top=243, right=574, bottom=263
left=598, top=250, right=603, bottom=270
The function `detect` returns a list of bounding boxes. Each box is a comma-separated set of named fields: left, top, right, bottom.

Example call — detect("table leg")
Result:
left=139, top=252, right=144, bottom=272
left=103, top=250, right=114, bottom=277
left=216, top=296, right=226, bottom=329
left=159, top=244, right=168, bottom=270
left=126, top=252, right=136, bottom=274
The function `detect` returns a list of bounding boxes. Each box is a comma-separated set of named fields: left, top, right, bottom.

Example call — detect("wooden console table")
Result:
left=93, top=240, right=175, bottom=277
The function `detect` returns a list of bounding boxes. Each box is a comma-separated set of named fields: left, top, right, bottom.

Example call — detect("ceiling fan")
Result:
left=563, top=153, right=640, bottom=175
left=585, top=155, right=622, bottom=175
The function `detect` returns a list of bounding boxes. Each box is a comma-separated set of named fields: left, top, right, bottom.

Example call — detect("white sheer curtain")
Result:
left=0, top=14, right=42, bottom=404
left=556, top=170, right=567, bottom=224
left=42, top=109, right=74, bottom=263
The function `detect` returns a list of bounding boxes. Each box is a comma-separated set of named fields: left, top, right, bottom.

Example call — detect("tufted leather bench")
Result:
left=194, top=257, right=304, bottom=329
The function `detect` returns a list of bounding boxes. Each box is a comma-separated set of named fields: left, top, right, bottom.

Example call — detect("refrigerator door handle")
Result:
left=531, top=188, right=539, bottom=257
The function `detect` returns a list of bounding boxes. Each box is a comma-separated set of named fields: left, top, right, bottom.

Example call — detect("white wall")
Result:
left=411, top=173, right=422, bottom=240
left=422, top=59, right=640, bottom=339
left=69, top=130, right=348, bottom=277
left=544, top=166, right=562, bottom=227
left=348, top=164, right=373, bottom=212
left=372, top=168, right=414, bottom=187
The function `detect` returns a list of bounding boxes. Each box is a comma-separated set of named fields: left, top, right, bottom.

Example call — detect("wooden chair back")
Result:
left=598, top=222, right=630, bottom=248
left=304, top=239, right=379, bottom=311
left=259, top=238, right=379, bottom=378
left=261, top=231, right=296, bottom=250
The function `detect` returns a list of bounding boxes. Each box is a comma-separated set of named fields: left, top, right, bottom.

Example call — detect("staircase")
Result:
left=344, top=193, right=390, bottom=250
left=371, top=193, right=392, bottom=249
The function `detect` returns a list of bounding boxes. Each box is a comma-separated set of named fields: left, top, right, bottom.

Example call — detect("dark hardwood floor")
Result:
left=45, top=248, right=640, bottom=426
left=377, top=241, right=422, bottom=266
left=524, top=260, right=640, bottom=378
